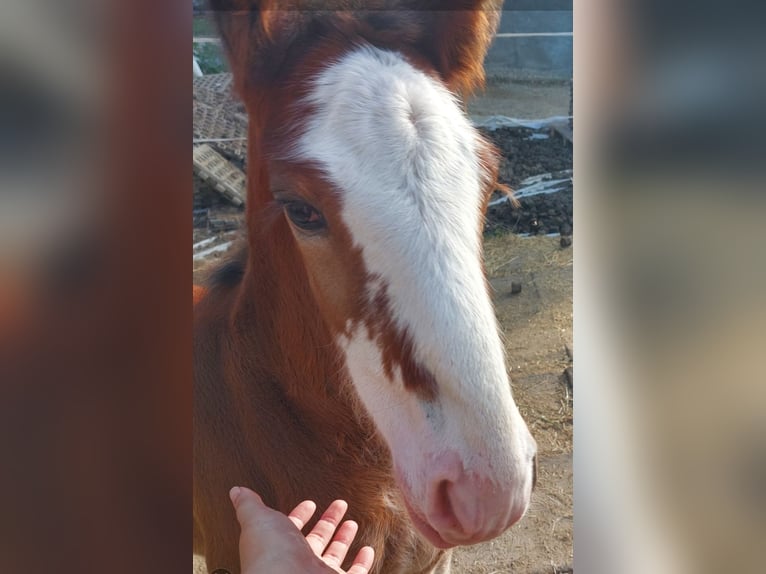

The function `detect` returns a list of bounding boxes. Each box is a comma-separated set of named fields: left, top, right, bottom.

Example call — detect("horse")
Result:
left=193, top=3, right=537, bottom=573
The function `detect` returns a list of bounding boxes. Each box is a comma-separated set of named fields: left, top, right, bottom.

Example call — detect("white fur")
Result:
left=296, top=47, right=534, bottom=509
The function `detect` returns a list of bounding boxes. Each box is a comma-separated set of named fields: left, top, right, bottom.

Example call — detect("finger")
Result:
left=346, top=546, right=375, bottom=574
left=318, top=520, right=358, bottom=567
left=304, top=499, right=348, bottom=555
left=287, top=500, right=317, bottom=530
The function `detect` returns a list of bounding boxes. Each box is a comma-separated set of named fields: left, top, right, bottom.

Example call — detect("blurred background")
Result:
left=576, top=1, right=766, bottom=573
left=0, top=1, right=190, bottom=573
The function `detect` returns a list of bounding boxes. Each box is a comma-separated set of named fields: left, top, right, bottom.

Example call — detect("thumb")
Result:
left=230, top=486, right=286, bottom=570
left=230, top=486, right=320, bottom=573
left=229, top=486, right=269, bottom=531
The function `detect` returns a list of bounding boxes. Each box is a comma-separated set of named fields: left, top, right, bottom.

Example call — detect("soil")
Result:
left=451, top=234, right=573, bottom=573
left=482, top=127, right=573, bottom=237
left=193, top=120, right=573, bottom=574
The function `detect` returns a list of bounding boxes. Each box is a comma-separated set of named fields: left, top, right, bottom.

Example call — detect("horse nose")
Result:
left=424, top=452, right=533, bottom=545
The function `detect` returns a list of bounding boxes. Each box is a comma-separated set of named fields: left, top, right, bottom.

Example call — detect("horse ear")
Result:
left=207, top=0, right=302, bottom=96
left=208, top=1, right=502, bottom=97
left=414, top=1, right=503, bottom=95
left=207, top=1, right=253, bottom=93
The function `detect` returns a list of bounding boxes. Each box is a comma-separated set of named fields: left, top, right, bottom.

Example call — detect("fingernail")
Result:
left=229, top=486, right=241, bottom=504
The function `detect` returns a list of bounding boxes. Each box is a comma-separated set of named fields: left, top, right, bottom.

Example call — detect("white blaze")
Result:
left=296, top=46, right=533, bottom=499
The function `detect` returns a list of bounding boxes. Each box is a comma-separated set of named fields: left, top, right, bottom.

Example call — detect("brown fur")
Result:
left=195, top=3, right=503, bottom=573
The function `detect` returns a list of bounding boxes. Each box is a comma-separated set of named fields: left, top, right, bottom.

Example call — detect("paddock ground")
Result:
left=451, top=232, right=573, bottom=573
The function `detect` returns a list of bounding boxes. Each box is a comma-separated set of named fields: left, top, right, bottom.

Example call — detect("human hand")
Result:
left=230, top=486, right=375, bottom=574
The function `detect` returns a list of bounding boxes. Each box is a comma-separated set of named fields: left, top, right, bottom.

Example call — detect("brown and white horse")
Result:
left=194, top=3, right=537, bottom=573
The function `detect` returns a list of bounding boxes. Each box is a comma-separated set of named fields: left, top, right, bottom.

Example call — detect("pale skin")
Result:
left=229, top=486, right=376, bottom=574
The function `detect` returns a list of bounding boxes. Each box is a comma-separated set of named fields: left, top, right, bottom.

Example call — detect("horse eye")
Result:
left=283, top=201, right=326, bottom=232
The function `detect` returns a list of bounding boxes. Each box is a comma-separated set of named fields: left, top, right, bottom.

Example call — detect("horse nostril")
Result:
left=435, top=479, right=458, bottom=529
left=532, top=454, right=538, bottom=490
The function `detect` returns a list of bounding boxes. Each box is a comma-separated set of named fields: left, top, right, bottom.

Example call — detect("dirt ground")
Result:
left=451, top=233, right=573, bottom=573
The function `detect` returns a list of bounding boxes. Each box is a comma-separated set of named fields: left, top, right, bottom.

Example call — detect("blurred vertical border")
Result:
left=0, top=1, right=191, bottom=573
left=576, top=0, right=766, bottom=573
